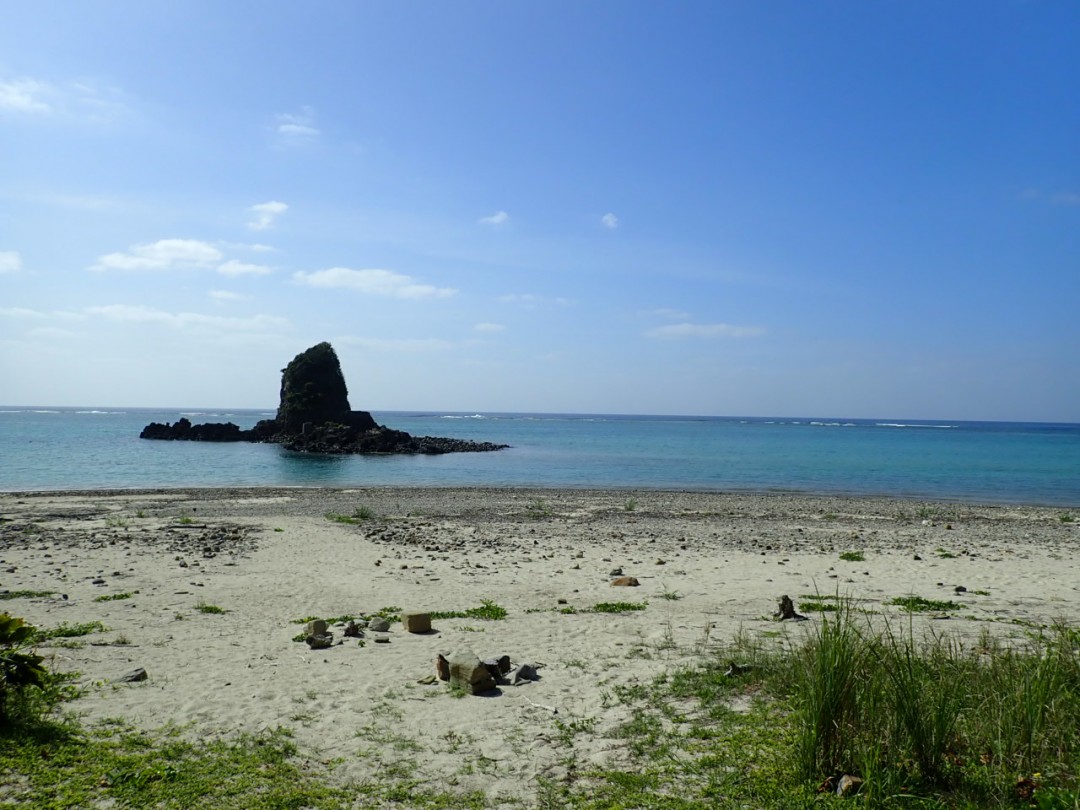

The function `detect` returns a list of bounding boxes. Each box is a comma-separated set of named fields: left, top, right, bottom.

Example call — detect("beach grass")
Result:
left=3, top=605, right=1078, bottom=808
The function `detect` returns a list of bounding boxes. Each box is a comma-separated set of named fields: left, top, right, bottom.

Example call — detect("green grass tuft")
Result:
left=0, top=590, right=55, bottom=600
left=888, top=595, right=963, bottom=612
left=591, top=601, right=648, bottom=613
left=93, top=591, right=138, bottom=603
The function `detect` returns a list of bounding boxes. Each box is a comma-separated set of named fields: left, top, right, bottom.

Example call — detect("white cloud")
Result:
left=341, top=337, right=457, bottom=352
left=90, top=239, right=223, bottom=272
left=217, top=259, right=272, bottom=276
left=247, top=200, right=288, bottom=231
left=209, top=290, right=246, bottom=301
left=601, top=212, right=619, bottom=229
left=474, top=322, right=505, bottom=333
left=0, top=76, right=131, bottom=126
left=0, top=251, right=23, bottom=274
left=293, top=267, right=457, bottom=299
left=274, top=108, right=320, bottom=142
left=478, top=211, right=509, bottom=226
left=85, top=304, right=289, bottom=332
left=0, top=77, right=51, bottom=113
left=499, top=293, right=572, bottom=308
left=645, top=322, right=765, bottom=339
left=0, top=307, right=83, bottom=320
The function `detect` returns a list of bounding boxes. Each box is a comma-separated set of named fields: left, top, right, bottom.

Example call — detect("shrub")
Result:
left=0, top=614, right=50, bottom=724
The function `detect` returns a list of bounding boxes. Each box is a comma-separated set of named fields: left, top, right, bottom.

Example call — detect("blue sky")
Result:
left=1, top=2, right=1077, bottom=421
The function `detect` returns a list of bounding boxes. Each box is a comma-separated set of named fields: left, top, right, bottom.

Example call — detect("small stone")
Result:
left=448, top=650, right=497, bottom=694
left=402, top=612, right=432, bottom=633
left=435, top=654, right=451, bottom=681
left=368, top=617, right=391, bottom=632
left=655, top=559, right=666, bottom=565
left=954, top=585, right=967, bottom=593
left=374, top=635, right=390, bottom=644
left=306, top=633, right=333, bottom=649
left=609, top=567, right=623, bottom=577
left=508, top=662, right=538, bottom=685
left=116, top=667, right=148, bottom=683
left=306, top=619, right=329, bottom=636
left=92, top=578, right=105, bottom=585
left=836, top=774, right=863, bottom=796
left=913, top=554, right=922, bottom=560
left=611, top=576, right=640, bottom=587
left=343, top=621, right=363, bottom=638
left=482, top=655, right=512, bottom=679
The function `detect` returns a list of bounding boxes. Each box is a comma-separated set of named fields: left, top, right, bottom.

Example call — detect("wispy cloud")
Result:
left=645, top=322, right=765, bottom=339
left=247, top=200, right=288, bottom=231
left=339, top=336, right=458, bottom=352
left=209, top=290, right=246, bottom=301
left=293, top=267, right=456, bottom=299
left=474, top=322, right=505, bottom=333
left=3, top=303, right=287, bottom=335
left=0, top=251, right=23, bottom=274
left=274, top=107, right=320, bottom=143
left=90, top=239, right=223, bottom=272
left=0, top=76, right=131, bottom=125
left=499, top=293, right=572, bottom=308
left=478, top=210, right=509, bottom=226
left=601, top=212, right=619, bottom=229
left=217, top=259, right=272, bottom=276
left=85, top=304, right=289, bottom=333
left=0, top=77, right=51, bottom=113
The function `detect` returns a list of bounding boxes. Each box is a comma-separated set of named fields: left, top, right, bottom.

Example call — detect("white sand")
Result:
left=1, top=488, right=1077, bottom=802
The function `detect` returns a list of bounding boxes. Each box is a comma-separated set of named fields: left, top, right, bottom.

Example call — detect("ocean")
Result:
left=0, top=408, right=1077, bottom=506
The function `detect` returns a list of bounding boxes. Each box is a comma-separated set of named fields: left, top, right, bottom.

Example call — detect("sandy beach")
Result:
left=1, top=487, right=1077, bottom=804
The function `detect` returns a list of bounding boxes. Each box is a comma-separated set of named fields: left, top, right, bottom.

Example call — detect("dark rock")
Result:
left=306, top=633, right=333, bottom=649
left=436, top=654, right=451, bottom=681
left=116, top=667, right=148, bottom=683
left=140, top=342, right=508, bottom=456
left=276, top=342, right=365, bottom=433
left=836, top=774, right=863, bottom=796
left=775, top=594, right=808, bottom=621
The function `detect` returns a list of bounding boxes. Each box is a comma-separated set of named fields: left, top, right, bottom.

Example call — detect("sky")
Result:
left=1, top=1, right=1077, bottom=421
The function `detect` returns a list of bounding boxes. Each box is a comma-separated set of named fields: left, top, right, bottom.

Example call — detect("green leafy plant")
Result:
left=0, top=590, right=55, bottom=601
left=432, top=600, right=507, bottom=621
left=888, top=595, right=962, bottom=613
left=0, top=613, right=49, bottom=723
left=591, top=601, right=648, bottom=613
left=839, top=550, right=865, bottom=562
left=94, top=591, right=138, bottom=603
left=34, top=621, right=107, bottom=641
left=325, top=505, right=375, bottom=524
left=525, top=498, right=552, bottom=520
left=195, top=602, right=225, bottom=615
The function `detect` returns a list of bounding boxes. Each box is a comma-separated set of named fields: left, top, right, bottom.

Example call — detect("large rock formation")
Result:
left=139, top=342, right=507, bottom=455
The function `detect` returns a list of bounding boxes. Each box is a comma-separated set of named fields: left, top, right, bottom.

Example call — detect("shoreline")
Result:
left=4, top=483, right=1077, bottom=511
left=1, top=486, right=1077, bottom=803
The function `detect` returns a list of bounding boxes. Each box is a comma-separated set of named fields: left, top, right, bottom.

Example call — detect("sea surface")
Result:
left=0, top=408, right=1078, bottom=506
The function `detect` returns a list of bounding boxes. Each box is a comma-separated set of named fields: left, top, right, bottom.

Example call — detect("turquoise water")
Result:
left=0, top=408, right=1077, bottom=506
